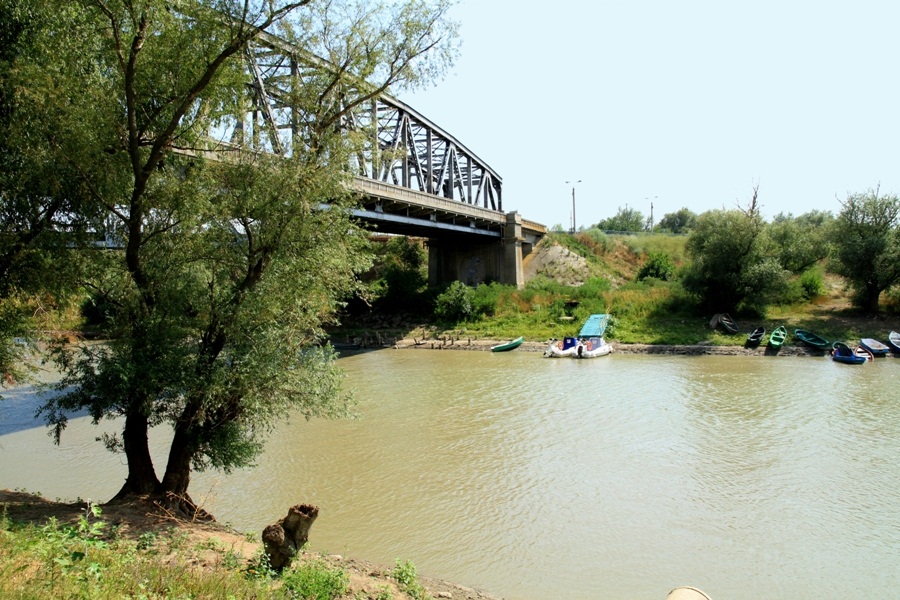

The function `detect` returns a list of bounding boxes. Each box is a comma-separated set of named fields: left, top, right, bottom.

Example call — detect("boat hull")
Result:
left=491, top=336, right=524, bottom=352
left=833, top=342, right=866, bottom=364
left=888, top=332, right=900, bottom=353
left=768, top=326, right=787, bottom=348
left=794, top=329, right=830, bottom=350
left=860, top=338, right=890, bottom=356
left=575, top=337, right=612, bottom=358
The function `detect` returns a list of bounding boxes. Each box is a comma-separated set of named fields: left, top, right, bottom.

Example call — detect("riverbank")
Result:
left=0, top=489, right=504, bottom=600
left=387, top=336, right=898, bottom=357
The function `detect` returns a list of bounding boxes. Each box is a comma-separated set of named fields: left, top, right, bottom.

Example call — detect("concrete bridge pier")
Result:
left=427, top=211, right=528, bottom=289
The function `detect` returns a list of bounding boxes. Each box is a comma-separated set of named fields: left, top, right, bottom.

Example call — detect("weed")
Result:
left=391, top=559, right=430, bottom=600
left=281, top=558, right=349, bottom=600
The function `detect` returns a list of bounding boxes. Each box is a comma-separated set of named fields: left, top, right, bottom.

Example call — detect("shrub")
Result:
left=434, top=281, right=474, bottom=323
left=281, top=559, right=349, bottom=600
left=799, top=267, right=824, bottom=300
left=637, top=252, right=675, bottom=281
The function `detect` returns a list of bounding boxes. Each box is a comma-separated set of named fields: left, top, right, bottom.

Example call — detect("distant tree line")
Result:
left=602, top=187, right=900, bottom=314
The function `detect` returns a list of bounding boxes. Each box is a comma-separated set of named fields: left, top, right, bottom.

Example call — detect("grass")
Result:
left=413, top=236, right=900, bottom=346
left=0, top=504, right=431, bottom=600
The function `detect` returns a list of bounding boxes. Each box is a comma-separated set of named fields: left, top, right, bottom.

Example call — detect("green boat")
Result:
left=794, top=328, right=830, bottom=350
left=491, top=336, right=524, bottom=352
left=768, top=325, right=787, bottom=348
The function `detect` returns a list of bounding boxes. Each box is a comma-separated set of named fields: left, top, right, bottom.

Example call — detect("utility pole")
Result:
left=566, top=180, right=581, bottom=233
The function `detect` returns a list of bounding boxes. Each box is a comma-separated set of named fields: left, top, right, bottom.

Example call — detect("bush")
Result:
left=471, top=282, right=508, bottom=317
left=637, top=252, right=675, bottom=281
left=281, top=559, right=349, bottom=600
left=434, top=281, right=474, bottom=323
left=799, top=267, right=824, bottom=299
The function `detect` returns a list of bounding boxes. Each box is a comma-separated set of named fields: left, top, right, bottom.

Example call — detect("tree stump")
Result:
left=262, top=504, right=319, bottom=571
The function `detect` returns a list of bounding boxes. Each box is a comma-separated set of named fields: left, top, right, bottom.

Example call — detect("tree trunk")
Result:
left=866, top=285, right=881, bottom=314
left=159, top=422, right=194, bottom=498
left=262, top=504, right=320, bottom=571
left=112, top=409, right=159, bottom=500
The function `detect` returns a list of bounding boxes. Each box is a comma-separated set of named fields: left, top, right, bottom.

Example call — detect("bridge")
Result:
left=214, top=31, right=546, bottom=287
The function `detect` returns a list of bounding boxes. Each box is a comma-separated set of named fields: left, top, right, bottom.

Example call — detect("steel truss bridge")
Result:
left=211, top=31, right=545, bottom=245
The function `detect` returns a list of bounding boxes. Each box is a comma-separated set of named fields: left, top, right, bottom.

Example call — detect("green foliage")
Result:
left=828, top=189, right=900, bottom=312
left=657, top=207, right=697, bottom=234
left=768, top=211, right=832, bottom=274
left=637, top=252, right=676, bottom=281
left=391, top=559, right=430, bottom=600
left=798, top=267, right=825, bottom=300
left=471, top=282, right=507, bottom=317
left=595, top=206, right=646, bottom=233
left=281, top=559, right=350, bottom=600
left=14, top=0, right=460, bottom=499
left=434, top=281, right=475, bottom=323
left=372, top=237, right=428, bottom=312
left=682, top=207, right=790, bottom=313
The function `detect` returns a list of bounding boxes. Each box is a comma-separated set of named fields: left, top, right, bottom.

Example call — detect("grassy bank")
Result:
left=338, top=232, right=900, bottom=346
left=0, top=491, right=481, bottom=600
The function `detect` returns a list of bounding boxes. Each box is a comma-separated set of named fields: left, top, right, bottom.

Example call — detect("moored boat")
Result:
left=768, top=325, right=787, bottom=348
left=575, top=337, right=612, bottom=358
left=889, top=331, right=900, bottom=353
left=860, top=338, right=890, bottom=356
left=794, top=328, right=830, bottom=350
left=491, top=336, right=524, bottom=352
left=716, top=313, right=739, bottom=334
left=545, top=337, right=579, bottom=357
left=854, top=345, right=874, bottom=361
left=746, top=326, right=765, bottom=346
left=832, top=341, right=866, bottom=365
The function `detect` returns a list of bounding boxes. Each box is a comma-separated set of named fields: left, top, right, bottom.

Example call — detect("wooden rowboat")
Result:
left=746, top=326, right=765, bottom=346
left=854, top=345, right=874, bottom=361
left=794, top=328, right=830, bottom=350
left=889, top=331, right=900, bottom=353
left=768, top=326, right=787, bottom=348
left=860, top=338, right=890, bottom=356
left=491, top=336, right=524, bottom=352
left=717, top=313, right=739, bottom=334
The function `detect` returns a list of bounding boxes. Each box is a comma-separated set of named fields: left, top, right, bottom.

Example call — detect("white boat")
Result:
left=544, top=337, right=579, bottom=357
left=575, top=337, right=612, bottom=358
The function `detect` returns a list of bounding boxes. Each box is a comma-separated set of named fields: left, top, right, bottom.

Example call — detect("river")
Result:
left=2, top=349, right=900, bottom=599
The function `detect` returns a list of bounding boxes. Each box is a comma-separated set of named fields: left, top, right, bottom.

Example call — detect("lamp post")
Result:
left=566, top=180, right=581, bottom=233
left=645, top=196, right=658, bottom=231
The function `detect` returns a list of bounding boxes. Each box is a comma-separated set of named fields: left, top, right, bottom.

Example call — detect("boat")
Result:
left=768, top=325, right=787, bottom=348
left=579, top=314, right=610, bottom=338
left=575, top=337, right=612, bottom=358
left=794, top=328, right=830, bottom=350
left=889, top=331, right=900, bottom=353
left=854, top=345, right=874, bottom=362
left=860, top=338, right=890, bottom=356
left=544, top=337, right=579, bottom=357
left=491, top=336, right=524, bottom=352
left=832, top=341, right=866, bottom=365
left=746, top=326, right=765, bottom=346
left=713, top=313, right=739, bottom=334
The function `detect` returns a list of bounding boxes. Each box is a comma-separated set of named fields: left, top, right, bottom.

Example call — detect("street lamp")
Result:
left=566, top=180, right=581, bottom=233
left=645, top=196, right=658, bottom=231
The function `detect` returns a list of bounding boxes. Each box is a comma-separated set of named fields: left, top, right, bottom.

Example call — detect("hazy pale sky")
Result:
left=404, top=0, right=900, bottom=229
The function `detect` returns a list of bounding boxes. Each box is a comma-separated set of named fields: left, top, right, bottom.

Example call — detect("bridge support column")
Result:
left=502, top=211, right=525, bottom=289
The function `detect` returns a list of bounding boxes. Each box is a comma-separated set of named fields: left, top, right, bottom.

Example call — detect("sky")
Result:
left=403, top=0, right=900, bottom=230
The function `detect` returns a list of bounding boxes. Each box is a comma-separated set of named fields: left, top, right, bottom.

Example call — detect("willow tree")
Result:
left=682, top=191, right=789, bottom=314
left=829, top=189, right=900, bottom=313
left=22, top=0, right=459, bottom=510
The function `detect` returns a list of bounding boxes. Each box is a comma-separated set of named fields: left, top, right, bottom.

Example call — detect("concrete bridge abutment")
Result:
left=427, top=211, right=530, bottom=289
